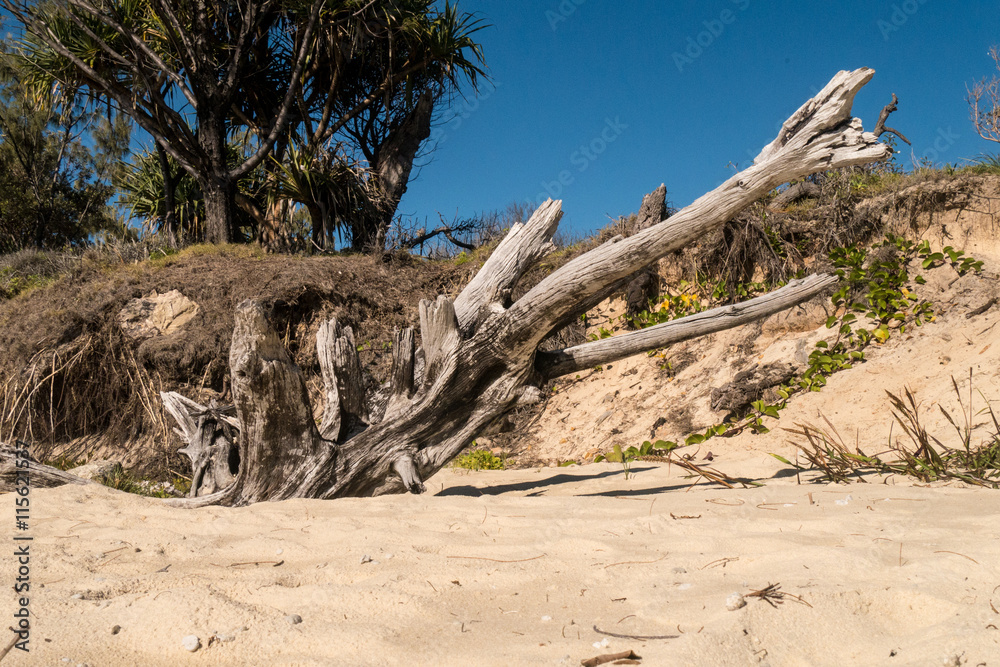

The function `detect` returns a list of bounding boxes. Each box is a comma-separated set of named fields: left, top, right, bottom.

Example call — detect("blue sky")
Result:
left=399, top=0, right=1000, bottom=237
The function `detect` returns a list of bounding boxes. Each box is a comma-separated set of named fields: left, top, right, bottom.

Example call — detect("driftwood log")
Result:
left=0, top=443, right=93, bottom=491
left=154, top=68, right=893, bottom=507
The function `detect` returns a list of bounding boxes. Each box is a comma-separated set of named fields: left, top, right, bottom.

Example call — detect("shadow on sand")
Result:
left=437, top=466, right=694, bottom=497
left=435, top=463, right=808, bottom=497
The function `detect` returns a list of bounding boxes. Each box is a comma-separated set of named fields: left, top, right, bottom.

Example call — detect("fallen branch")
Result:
left=592, top=625, right=678, bottom=640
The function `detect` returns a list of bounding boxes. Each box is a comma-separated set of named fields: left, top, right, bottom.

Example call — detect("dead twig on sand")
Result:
left=701, top=557, right=739, bottom=570
left=446, top=554, right=545, bottom=564
left=603, top=554, right=667, bottom=569
left=746, top=583, right=813, bottom=608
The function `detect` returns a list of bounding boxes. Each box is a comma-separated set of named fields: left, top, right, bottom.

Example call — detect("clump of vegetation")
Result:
left=595, top=432, right=753, bottom=488
left=626, top=288, right=705, bottom=329
left=43, top=455, right=84, bottom=471
left=0, top=267, right=56, bottom=299
left=99, top=463, right=187, bottom=498
left=778, top=372, right=1000, bottom=487
left=960, top=153, right=1000, bottom=175
left=100, top=464, right=144, bottom=495
left=453, top=447, right=505, bottom=471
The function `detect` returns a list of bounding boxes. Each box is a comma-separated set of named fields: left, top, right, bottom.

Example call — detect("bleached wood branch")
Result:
left=453, top=199, right=563, bottom=333
left=536, top=273, right=838, bottom=379
left=317, top=318, right=369, bottom=442
left=504, top=68, right=890, bottom=348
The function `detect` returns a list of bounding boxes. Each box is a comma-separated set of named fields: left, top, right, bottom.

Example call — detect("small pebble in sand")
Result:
left=360, top=554, right=373, bottom=564
left=726, top=593, right=747, bottom=611
left=942, top=655, right=961, bottom=667
left=285, top=614, right=303, bottom=625
left=540, top=615, right=552, bottom=622
left=672, top=567, right=687, bottom=574
left=110, top=625, right=121, bottom=635
left=592, top=638, right=610, bottom=649
left=276, top=548, right=283, bottom=555
left=181, top=635, right=201, bottom=652
left=70, top=593, right=83, bottom=600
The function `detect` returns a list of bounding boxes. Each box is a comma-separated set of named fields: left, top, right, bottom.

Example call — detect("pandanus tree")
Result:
left=144, top=69, right=894, bottom=507
left=2, top=0, right=486, bottom=246
left=271, top=1, right=486, bottom=251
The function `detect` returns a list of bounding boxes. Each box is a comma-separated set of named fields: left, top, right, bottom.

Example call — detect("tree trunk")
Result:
left=203, top=177, right=236, bottom=244
left=155, top=68, right=891, bottom=507
left=625, top=184, right=669, bottom=323
left=357, top=89, right=435, bottom=253
left=155, top=142, right=179, bottom=245
left=198, top=110, right=234, bottom=244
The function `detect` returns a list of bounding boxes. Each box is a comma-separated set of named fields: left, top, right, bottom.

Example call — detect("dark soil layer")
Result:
left=0, top=245, right=464, bottom=476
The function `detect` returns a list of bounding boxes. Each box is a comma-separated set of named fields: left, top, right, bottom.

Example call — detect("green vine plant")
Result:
left=592, top=235, right=984, bottom=477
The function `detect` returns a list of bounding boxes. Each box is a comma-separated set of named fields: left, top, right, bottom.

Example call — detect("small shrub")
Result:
left=453, top=447, right=505, bottom=471
left=43, top=455, right=84, bottom=471
left=100, top=464, right=144, bottom=494
left=99, top=464, right=183, bottom=497
left=960, top=153, right=1000, bottom=175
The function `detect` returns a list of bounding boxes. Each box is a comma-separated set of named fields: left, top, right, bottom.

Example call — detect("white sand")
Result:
left=5, top=469, right=1000, bottom=666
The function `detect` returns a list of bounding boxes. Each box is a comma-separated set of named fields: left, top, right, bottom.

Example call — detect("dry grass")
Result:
left=783, top=371, right=1000, bottom=487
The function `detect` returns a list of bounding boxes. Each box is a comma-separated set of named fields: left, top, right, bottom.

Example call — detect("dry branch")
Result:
left=536, top=273, right=837, bottom=378
left=873, top=93, right=911, bottom=146
left=0, top=443, right=93, bottom=491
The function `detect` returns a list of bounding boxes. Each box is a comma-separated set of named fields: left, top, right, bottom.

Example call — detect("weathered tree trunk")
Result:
left=0, top=444, right=93, bottom=491
left=358, top=89, right=436, bottom=252
left=625, top=184, right=669, bottom=323
left=153, top=69, right=891, bottom=507
left=199, top=110, right=235, bottom=244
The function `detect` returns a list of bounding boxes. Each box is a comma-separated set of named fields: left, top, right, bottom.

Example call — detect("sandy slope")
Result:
left=514, top=183, right=1000, bottom=474
left=4, top=470, right=1000, bottom=667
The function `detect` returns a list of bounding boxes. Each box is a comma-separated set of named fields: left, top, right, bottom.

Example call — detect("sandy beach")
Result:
left=5, top=463, right=999, bottom=666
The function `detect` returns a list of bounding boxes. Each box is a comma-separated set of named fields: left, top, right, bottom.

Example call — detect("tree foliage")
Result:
left=0, top=51, right=127, bottom=252
left=3, top=0, right=486, bottom=250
